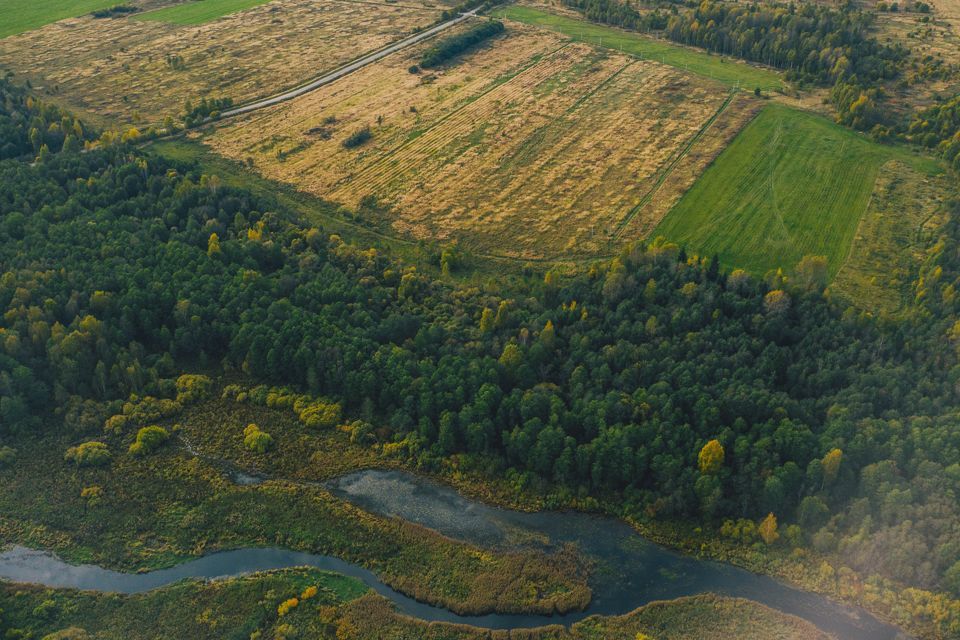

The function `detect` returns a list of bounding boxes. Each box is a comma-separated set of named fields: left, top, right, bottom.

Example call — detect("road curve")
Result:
left=220, top=10, right=478, bottom=119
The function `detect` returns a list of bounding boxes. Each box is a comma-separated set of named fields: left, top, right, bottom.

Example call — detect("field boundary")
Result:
left=611, top=88, right=739, bottom=241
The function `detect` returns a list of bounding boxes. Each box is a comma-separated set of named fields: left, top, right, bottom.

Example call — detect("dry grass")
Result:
left=0, top=0, right=446, bottom=125
left=207, top=24, right=737, bottom=260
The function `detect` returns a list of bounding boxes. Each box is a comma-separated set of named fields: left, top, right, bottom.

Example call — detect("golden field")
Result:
left=0, top=0, right=447, bottom=125
left=205, top=21, right=753, bottom=260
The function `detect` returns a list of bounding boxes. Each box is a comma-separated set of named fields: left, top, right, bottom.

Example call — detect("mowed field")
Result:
left=207, top=22, right=756, bottom=260
left=653, top=103, right=945, bottom=278
left=0, top=0, right=447, bottom=124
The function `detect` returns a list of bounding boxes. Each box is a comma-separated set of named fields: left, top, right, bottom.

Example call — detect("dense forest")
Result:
left=0, top=77, right=959, bottom=616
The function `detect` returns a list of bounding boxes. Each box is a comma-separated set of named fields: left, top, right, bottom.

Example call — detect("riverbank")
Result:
left=175, top=389, right=957, bottom=639
left=0, top=387, right=955, bottom=638
left=0, top=572, right=828, bottom=640
left=0, top=423, right=590, bottom=618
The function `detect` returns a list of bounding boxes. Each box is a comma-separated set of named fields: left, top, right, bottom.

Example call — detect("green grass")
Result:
left=137, top=0, right=273, bottom=24
left=1, top=568, right=368, bottom=639
left=0, top=0, right=125, bottom=39
left=653, top=103, right=943, bottom=277
left=493, top=5, right=784, bottom=91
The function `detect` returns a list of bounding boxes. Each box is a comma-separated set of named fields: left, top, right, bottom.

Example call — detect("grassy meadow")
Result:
left=137, top=0, right=275, bottom=24
left=494, top=5, right=785, bottom=91
left=0, top=0, right=124, bottom=39
left=653, top=103, right=944, bottom=278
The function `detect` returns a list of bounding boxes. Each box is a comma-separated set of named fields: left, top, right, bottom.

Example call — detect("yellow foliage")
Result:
left=301, top=585, right=318, bottom=600
left=277, top=597, right=299, bottom=616
left=822, top=448, right=843, bottom=485
left=759, top=512, right=779, bottom=545
left=698, top=439, right=724, bottom=474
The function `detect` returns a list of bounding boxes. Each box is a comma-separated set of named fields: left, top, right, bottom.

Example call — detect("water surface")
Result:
left=0, top=469, right=909, bottom=638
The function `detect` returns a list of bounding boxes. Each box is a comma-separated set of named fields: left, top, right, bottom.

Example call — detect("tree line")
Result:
left=420, top=20, right=505, bottom=69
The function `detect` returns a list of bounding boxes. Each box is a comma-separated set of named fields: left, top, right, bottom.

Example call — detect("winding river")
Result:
left=0, top=469, right=909, bottom=639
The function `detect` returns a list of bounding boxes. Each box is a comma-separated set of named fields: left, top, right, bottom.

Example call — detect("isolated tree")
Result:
left=759, top=512, right=780, bottom=545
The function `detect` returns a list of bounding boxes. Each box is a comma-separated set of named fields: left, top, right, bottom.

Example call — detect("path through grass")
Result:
left=494, top=5, right=783, bottom=90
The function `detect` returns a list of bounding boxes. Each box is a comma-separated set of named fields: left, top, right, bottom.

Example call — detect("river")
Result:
left=0, top=468, right=910, bottom=638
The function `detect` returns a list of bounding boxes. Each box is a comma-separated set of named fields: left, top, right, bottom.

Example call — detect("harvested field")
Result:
left=0, top=0, right=446, bottom=125
left=207, top=24, right=741, bottom=260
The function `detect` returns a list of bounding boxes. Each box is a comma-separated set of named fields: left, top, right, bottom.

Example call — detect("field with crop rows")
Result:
left=0, top=0, right=446, bottom=125
left=653, top=103, right=946, bottom=278
left=207, top=23, right=744, bottom=260
left=495, top=4, right=785, bottom=91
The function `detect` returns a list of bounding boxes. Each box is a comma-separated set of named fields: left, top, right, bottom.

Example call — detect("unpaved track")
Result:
left=221, top=10, right=478, bottom=118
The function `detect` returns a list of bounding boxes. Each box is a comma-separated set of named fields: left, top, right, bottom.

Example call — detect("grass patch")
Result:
left=0, top=0, right=123, bottom=39
left=0, top=583, right=827, bottom=640
left=1, top=568, right=368, bottom=639
left=137, top=0, right=275, bottom=25
left=494, top=5, right=784, bottom=91
left=653, top=103, right=944, bottom=277
left=831, top=160, right=950, bottom=313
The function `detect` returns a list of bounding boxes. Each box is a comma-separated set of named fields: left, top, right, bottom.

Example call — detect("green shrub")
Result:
left=342, top=126, right=372, bottom=149
left=64, top=441, right=111, bottom=467
left=129, top=426, right=170, bottom=457
left=175, top=374, right=213, bottom=404
left=299, top=401, right=341, bottom=429
left=243, top=424, right=274, bottom=453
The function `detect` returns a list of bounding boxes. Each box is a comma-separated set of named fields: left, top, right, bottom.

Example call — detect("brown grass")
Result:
left=206, top=24, right=738, bottom=260
left=0, top=0, right=446, bottom=125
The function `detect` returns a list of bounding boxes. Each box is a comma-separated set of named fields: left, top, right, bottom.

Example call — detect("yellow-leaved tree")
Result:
left=759, top=512, right=779, bottom=545
left=698, top=439, right=724, bottom=475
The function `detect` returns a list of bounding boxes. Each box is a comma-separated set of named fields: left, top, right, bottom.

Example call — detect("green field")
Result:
left=137, top=0, right=273, bottom=24
left=494, top=5, right=784, bottom=90
left=653, top=103, right=943, bottom=277
left=0, top=0, right=125, bottom=39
